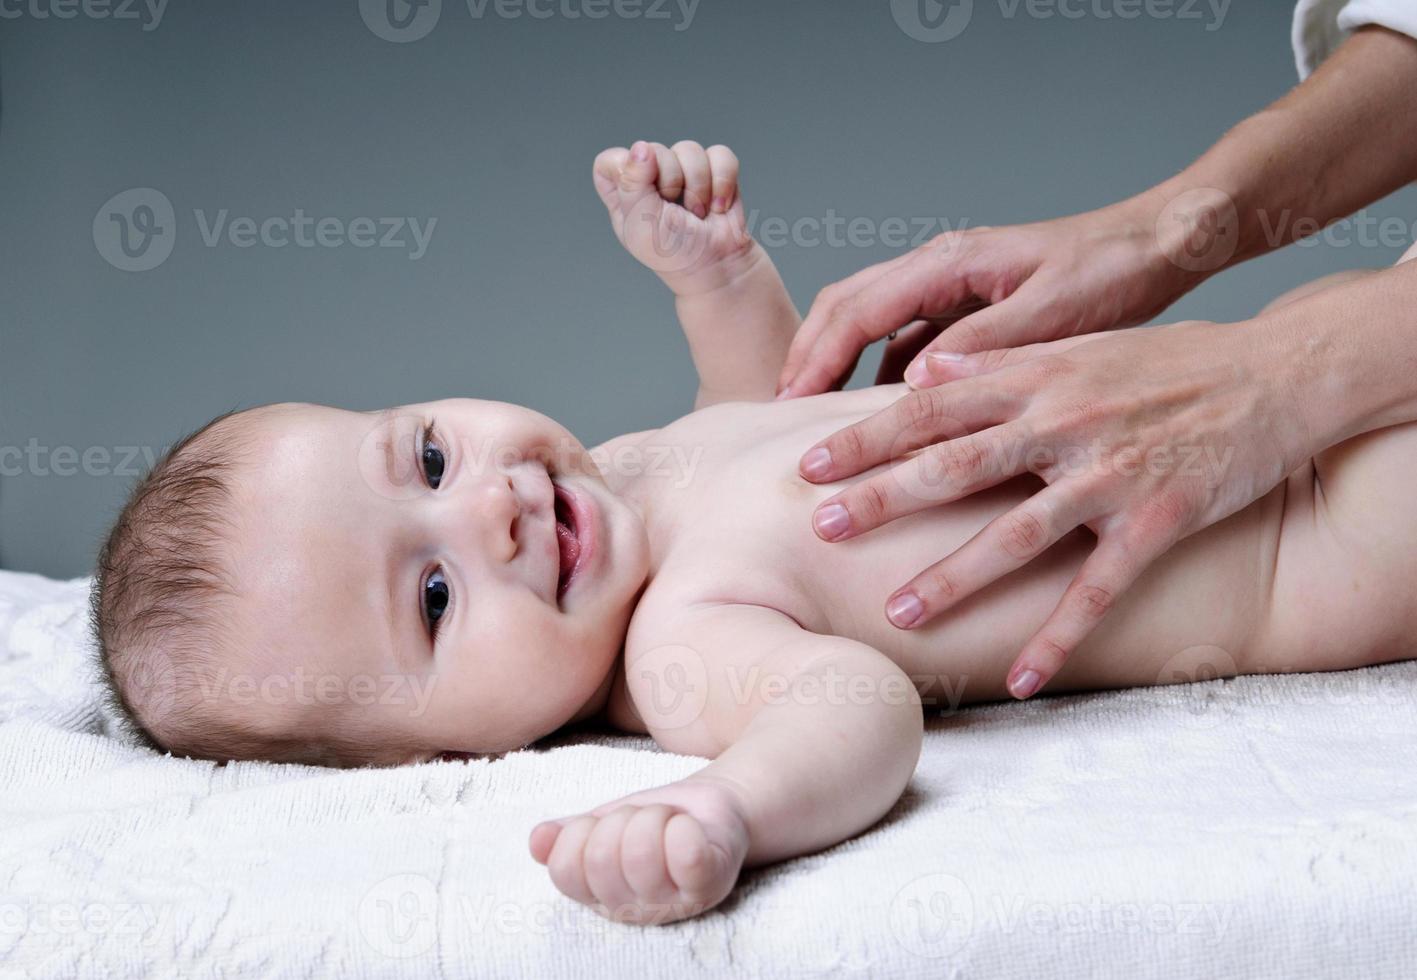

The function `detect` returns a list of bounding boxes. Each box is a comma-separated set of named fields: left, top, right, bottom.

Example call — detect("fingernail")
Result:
left=801, top=446, right=832, bottom=480
left=711, top=196, right=726, bottom=213
left=813, top=503, right=850, bottom=540
left=775, top=385, right=793, bottom=401
left=1009, top=669, right=1041, bottom=700
left=887, top=591, right=923, bottom=628
left=928, top=351, right=965, bottom=365
left=904, top=357, right=933, bottom=388
left=631, top=142, right=650, bottom=162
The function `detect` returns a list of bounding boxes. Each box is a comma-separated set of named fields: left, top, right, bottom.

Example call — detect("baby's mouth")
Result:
left=553, top=484, right=581, bottom=599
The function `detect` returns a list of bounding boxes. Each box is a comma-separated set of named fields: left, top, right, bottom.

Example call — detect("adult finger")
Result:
left=874, top=320, right=937, bottom=385
left=777, top=251, right=917, bottom=397
left=883, top=483, right=1093, bottom=628
left=800, top=380, right=1021, bottom=484
left=781, top=247, right=981, bottom=398
left=811, top=423, right=1030, bottom=542
left=904, top=331, right=1107, bottom=388
left=1004, top=528, right=1170, bottom=698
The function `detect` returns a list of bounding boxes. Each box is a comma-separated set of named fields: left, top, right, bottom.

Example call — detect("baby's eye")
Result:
left=423, top=568, right=450, bottom=638
left=421, top=422, right=446, bottom=490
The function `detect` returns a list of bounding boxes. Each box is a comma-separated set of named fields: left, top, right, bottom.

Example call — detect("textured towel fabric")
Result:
left=2, top=568, right=1416, bottom=979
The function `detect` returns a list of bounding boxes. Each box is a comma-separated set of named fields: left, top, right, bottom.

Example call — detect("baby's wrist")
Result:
left=665, top=241, right=771, bottom=301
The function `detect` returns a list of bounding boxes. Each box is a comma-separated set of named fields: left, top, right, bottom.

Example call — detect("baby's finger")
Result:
left=583, top=806, right=639, bottom=918
left=529, top=819, right=564, bottom=865
left=621, top=805, right=676, bottom=912
left=705, top=144, right=739, bottom=214
left=811, top=423, right=1029, bottom=542
left=545, top=815, right=599, bottom=906
left=592, top=147, right=630, bottom=212
left=671, top=140, right=711, bottom=219
left=649, top=142, right=685, bottom=205
left=664, top=813, right=729, bottom=906
left=885, top=483, right=1090, bottom=629
left=619, top=141, right=661, bottom=203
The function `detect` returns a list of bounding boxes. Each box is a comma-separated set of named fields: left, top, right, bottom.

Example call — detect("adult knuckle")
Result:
left=954, top=319, right=997, bottom=353
left=926, top=566, right=959, bottom=602
left=942, top=440, right=988, bottom=490
left=854, top=480, right=891, bottom=524
left=833, top=424, right=868, bottom=467
left=1036, top=635, right=1071, bottom=667
left=1074, top=583, right=1116, bottom=621
left=1000, top=510, right=1048, bottom=558
left=896, top=389, right=946, bottom=431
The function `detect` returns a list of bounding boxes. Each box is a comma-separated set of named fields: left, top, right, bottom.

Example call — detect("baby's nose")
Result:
left=472, top=476, right=520, bottom=562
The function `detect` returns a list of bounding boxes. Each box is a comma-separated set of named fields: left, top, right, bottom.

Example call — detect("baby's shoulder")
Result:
left=622, top=597, right=808, bottom=756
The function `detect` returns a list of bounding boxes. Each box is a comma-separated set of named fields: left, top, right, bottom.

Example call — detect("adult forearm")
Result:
left=1139, top=27, right=1417, bottom=284
left=1265, top=259, right=1417, bottom=453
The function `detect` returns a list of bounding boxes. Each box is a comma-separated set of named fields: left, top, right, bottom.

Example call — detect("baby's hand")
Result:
left=593, top=140, right=755, bottom=296
left=529, top=778, right=750, bottom=924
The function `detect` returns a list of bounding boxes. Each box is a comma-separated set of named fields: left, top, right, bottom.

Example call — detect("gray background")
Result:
left=2, top=0, right=1414, bottom=578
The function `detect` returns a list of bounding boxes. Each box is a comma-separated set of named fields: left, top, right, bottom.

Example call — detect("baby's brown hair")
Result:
left=90, top=408, right=416, bottom=768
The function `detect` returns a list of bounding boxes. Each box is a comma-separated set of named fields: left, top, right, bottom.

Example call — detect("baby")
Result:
left=92, top=140, right=1417, bottom=924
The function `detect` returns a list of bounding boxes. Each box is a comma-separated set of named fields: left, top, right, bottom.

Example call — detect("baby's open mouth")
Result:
left=553, top=484, right=582, bottom=599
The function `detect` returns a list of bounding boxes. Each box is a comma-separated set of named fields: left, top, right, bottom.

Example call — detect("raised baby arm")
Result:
left=593, top=140, right=800, bottom=407
left=530, top=605, right=923, bottom=923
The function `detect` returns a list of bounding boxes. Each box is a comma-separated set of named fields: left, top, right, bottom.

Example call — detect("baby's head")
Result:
left=92, top=400, right=649, bottom=767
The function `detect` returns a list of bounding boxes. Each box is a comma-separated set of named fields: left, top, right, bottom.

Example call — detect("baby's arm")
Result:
left=593, top=141, right=800, bottom=407
left=529, top=605, right=923, bottom=923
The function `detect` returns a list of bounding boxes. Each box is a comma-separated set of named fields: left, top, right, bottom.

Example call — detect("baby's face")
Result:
left=222, top=400, right=649, bottom=759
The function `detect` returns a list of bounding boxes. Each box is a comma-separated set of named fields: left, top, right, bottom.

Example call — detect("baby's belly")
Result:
left=654, top=387, right=1277, bottom=707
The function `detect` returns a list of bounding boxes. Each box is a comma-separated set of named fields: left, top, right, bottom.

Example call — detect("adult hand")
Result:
left=796, top=319, right=1313, bottom=699
left=775, top=196, right=1205, bottom=398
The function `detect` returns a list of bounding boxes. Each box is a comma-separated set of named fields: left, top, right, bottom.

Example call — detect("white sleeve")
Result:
left=1293, top=0, right=1417, bottom=78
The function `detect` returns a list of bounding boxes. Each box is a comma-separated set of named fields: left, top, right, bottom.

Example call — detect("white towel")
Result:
left=2, top=568, right=1416, bottom=978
